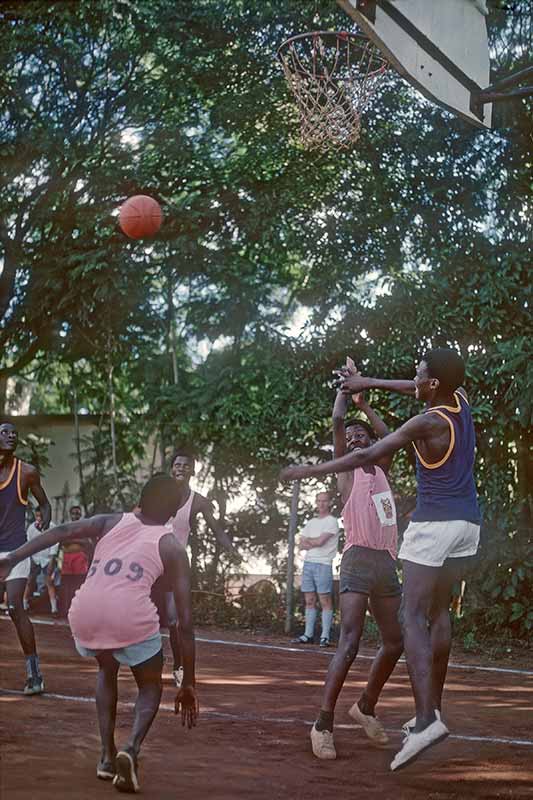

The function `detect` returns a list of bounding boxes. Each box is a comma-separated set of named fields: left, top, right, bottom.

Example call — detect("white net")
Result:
left=278, top=31, right=387, bottom=152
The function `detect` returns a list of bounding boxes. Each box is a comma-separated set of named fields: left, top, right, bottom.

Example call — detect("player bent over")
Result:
left=282, top=349, right=480, bottom=771
left=310, top=365, right=403, bottom=760
left=0, top=474, right=199, bottom=794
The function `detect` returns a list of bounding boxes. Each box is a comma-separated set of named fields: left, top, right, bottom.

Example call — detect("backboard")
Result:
left=337, top=0, right=493, bottom=128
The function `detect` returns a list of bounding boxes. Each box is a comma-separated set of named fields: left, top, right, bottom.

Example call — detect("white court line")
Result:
left=1, top=687, right=532, bottom=749
left=2, top=615, right=532, bottom=677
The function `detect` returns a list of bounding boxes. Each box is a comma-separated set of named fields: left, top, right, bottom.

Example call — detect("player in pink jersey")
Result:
left=153, top=447, right=235, bottom=688
left=303, top=361, right=404, bottom=760
left=0, top=475, right=199, bottom=795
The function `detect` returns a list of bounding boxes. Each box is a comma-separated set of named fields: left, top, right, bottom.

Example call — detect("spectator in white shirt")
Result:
left=295, top=492, right=340, bottom=647
left=23, top=510, right=58, bottom=615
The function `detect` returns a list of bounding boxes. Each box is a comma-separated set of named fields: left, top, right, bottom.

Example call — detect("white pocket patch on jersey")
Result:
left=371, top=491, right=397, bottom=526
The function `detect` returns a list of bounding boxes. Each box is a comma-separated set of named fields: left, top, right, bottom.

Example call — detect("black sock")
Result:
left=358, top=695, right=375, bottom=717
left=315, top=710, right=334, bottom=732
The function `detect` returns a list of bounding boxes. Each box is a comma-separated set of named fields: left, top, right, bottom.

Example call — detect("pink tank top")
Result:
left=68, top=513, right=169, bottom=649
left=171, top=490, right=195, bottom=546
left=342, top=466, right=398, bottom=559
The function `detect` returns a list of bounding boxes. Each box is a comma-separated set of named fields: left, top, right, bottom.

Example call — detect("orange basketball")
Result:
left=119, top=195, right=163, bottom=239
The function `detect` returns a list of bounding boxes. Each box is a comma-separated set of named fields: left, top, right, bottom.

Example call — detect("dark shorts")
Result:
left=151, top=577, right=177, bottom=628
left=339, top=546, right=401, bottom=598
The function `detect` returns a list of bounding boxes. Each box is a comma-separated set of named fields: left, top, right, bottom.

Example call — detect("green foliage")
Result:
left=17, top=433, right=53, bottom=475
left=0, top=1, right=531, bottom=639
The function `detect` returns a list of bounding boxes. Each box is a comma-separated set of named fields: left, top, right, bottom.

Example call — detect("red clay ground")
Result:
left=1, top=616, right=532, bottom=800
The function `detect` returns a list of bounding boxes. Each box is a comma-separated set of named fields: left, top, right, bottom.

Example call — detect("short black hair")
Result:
left=139, top=474, right=181, bottom=523
left=423, top=348, right=465, bottom=392
left=69, top=504, right=81, bottom=512
left=345, top=418, right=375, bottom=440
left=170, top=447, right=196, bottom=466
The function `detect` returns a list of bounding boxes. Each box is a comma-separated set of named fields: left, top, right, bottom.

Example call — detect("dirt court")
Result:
left=1, top=616, right=532, bottom=800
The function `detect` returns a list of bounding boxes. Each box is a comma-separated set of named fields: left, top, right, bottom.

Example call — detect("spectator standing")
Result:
left=295, top=492, right=340, bottom=647
left=58, top=504, right=89, bottom=617
left=23, top=509, right=58, bottom=615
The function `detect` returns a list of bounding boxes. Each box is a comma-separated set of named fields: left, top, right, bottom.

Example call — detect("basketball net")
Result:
left=278, top=31, right=387, bottom=152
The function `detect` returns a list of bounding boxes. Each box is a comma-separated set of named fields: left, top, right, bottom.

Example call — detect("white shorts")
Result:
left=0, top=552, right=31, bottom=581
left=398, top=520, right=480, bottom=568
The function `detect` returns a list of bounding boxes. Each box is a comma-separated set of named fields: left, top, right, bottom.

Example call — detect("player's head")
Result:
left=0, top=422, right=18, bottom=453
left=315, top=491, right=331, bottom=516
left=139, top=474, right=181, bottom=523
left=34, top=508, right=43, bottom=523
left=345, top=419, right=374, bottom=451
left=170, top=447, right=196, bottom=484
left=69, top=505, right=82, bottom=522
left=415, top=348, right=465, bottom=401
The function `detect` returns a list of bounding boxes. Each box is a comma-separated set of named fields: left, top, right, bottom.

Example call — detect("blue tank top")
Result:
left=0, top=458, right=28, bottom=551
left=412, top=392, right=481, bottom=524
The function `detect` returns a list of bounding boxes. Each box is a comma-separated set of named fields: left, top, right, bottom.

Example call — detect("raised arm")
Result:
left=280, top=414, right=433, bottom=482
left=338, top=373, right=416, bottom=398
left=159, top=534, right=198, bottom=728
left=0, top=515, right=119, bottom=579
left=332, top=390, right=351, bottom=459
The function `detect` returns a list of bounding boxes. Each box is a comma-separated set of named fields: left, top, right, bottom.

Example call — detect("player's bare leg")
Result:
left=95, top=652, right=119, bottom=779
left=311, top=592, right=367, bottom=759
left=114, top=650, right=163, bottom=793
left=6, top=577, right=43, bottom=695
left=349, top=593, right=403, bottom=744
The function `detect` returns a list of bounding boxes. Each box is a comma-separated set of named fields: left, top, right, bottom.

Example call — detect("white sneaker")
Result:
left=310, top=723, right=337, bottom=760
left=348, top=702, right=389, bottom=745
left=391, top=719, right=449, bottom=771
left=172, top=666, right=184, bottom=688
left=402, top=708, right=441, bottom=735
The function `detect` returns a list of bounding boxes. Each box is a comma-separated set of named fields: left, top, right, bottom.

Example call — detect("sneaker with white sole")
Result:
left=113, top=749, right=140, bottom=793
left=390, top=719, right=449, bottom=771
left=310, top=723, right=337, bottom=760
left=97, top=758, right=116, bottom=781
left=348, top=702, right=389, bottom=745
left=402, top=708, right=441, bottom=735
left=24, top=675, right=44, bottom=695
left=172, top=666, right=184, bottom=689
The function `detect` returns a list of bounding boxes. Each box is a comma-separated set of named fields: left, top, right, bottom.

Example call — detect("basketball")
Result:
left=119, top=195, right=163, bottom=239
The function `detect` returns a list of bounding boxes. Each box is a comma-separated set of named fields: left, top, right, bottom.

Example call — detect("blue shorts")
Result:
left=74, top=632, right=162, bottom=667
left=301, top=561, right=333, bottom=595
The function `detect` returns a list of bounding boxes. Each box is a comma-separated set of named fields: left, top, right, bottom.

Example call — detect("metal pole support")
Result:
left=285, top=480, right=301, bottom=635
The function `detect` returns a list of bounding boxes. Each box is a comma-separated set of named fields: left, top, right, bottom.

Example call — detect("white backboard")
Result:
left=337, top=0, right=492, bottom=128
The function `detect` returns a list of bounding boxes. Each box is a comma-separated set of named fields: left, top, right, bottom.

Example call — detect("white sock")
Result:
left=321, top=610, right=334, bottom=640
left=50, top=598, right=58, bottom=613
left=304, top=607, right=317, bottom=639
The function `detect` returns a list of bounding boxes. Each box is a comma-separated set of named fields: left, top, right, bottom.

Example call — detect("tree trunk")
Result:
left=167, top=268, right=179, bottom=386
left=208, top=467, right=226, bottom=590
left=71, top=367, right=88, bottom=515
left=107, top=358, right=124, bottom=508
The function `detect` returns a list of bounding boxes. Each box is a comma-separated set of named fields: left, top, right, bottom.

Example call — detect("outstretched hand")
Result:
left=175, top=685, right=199, bottom=729
left=333, top=366, right=371, bottom=396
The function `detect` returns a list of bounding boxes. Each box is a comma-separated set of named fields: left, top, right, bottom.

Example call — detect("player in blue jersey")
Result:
left=280, top=348, right=480, bottom=771
left=0, top=422, right=52, bottom=694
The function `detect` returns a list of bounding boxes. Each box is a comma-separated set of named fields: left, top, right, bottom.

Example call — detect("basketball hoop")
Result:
left=277, top=31, right=387, bottom=152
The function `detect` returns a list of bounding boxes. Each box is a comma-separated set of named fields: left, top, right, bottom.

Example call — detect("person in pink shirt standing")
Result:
left=152, top=448, right=235, bottom=688
left=0, top=475, right=198, bottom=795
left=287, top=360, right=404, bottom=761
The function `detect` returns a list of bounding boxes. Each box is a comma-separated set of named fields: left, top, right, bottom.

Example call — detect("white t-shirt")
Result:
left=26, top=521, right=58, bottom=568
left=300, top=515, right=340, bottom=565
